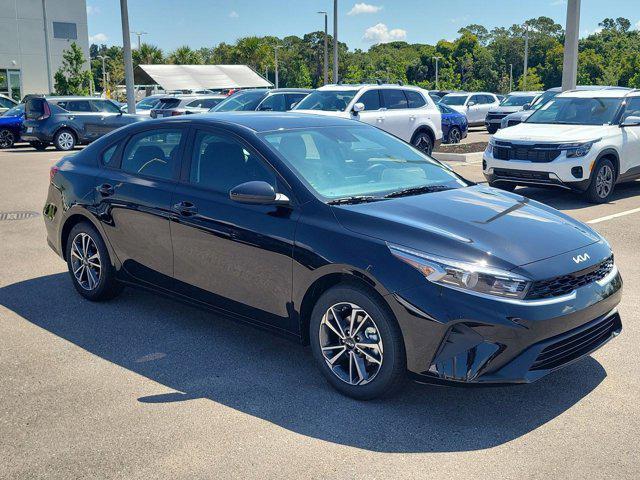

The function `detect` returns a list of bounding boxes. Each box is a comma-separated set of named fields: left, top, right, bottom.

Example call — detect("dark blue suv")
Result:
left=23, top=96, right=146, bottom=151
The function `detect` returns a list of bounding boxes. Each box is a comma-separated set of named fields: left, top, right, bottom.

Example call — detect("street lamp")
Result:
left=509, top=63, right=513, bottom=92
left=274, top=46, right=282, bottom=88
left=318, top=11, right=329, bottom=85
left=97, top=55, right=107, bottom=95
left=131, top=31, right=148, bottom=50
left=432, top=56, right=441, bottom=90
left=523, top=24, right=529, bottom=90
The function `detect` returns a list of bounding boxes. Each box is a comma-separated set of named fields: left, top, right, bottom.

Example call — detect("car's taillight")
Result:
left=171, top=111, right=184, bottom=116
left=38, top=102, right=51, bottom=121
left=49, top=166, right=59, bottom=183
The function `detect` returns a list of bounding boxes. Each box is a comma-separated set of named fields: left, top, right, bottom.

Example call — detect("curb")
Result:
left=432, top=151, right=484, bottom=163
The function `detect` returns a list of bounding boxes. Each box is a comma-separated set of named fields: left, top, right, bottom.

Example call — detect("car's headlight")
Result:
left=389, top=244, right=530, bottom=300
left=485, top=138, right=495, bottom=155
left=559, top=139, right=599, bottom=158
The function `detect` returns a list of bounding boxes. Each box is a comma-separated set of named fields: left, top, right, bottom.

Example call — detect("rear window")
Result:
left=440, top=95, right=467, bottom=106
left=25, top=98, right=46, bottom=119
left=156, top=98, right=181, bottom=109
left=186, top=98, right=223, bottom=109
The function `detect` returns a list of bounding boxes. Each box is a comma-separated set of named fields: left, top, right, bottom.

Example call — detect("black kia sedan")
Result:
left=43, top=113, right=622, bottom=399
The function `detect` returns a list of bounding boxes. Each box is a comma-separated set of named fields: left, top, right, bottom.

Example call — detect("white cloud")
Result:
left=550, top=0, right=566, bottom=6
left=636, top=20, right=640, bottom=30
left=86, top=5, right=100, bottom=15
left=348, top=3, right=383, bottom=15
left=229, top=10, right=239, bottom=18
left=89, top=33, right=108, bottom=43
left=363, top=23, right=407, bottom=44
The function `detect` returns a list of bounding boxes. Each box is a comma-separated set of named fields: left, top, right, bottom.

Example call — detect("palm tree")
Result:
left=133, top=43, right=164, bottom=66
left=168, top=46, right=203, bottom=65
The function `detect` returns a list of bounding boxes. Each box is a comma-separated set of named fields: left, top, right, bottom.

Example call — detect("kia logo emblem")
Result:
left=573, top=253, right=590, bottom=264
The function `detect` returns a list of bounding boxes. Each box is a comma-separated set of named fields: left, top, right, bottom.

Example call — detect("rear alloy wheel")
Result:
left=448, top=126, right=461, bottom=144
left=585, top=158, right=615, bottom=204
left=66, top=222, right=123, bottom=301
left=310, top=285, right=406, bottom=400
left=412, top=132, right=434, bottom=155
left=0, top=129, right=15, bottom=149
left=54, top=129, right=76, bottom=151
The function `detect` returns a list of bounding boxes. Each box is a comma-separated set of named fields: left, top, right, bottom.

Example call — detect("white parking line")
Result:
left=587, top=207, right=640, bottom=224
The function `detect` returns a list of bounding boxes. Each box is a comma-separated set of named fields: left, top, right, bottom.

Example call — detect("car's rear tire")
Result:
left=30, top=141, right=48, bottom=151
left=411, top=131, right=434, bottom=155
left=309, top=284, right=406, bottom=400
left=65, top=222, right=123, bottom=301
left=584, top=158, right=616, bottom=204
left=0, top=129, right=15, bottom=148
left=54, top=129, right=76, bottom=151
left=448, top=126, right=461, bottom=144
left=489, top=181, right=517, bottom=192
left=487, top=125, right=499, bottom=134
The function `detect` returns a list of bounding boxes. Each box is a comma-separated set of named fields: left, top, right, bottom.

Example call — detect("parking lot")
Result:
left=1, top=146, right=639, bottom=479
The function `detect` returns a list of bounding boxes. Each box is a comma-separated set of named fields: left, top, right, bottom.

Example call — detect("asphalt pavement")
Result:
left=1, top=146, right=639, bottom=479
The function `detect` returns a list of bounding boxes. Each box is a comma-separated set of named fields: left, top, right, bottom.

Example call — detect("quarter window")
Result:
left=405, top=90, right=426, bottom=108
left=257, top=94, right=287, bottom=112
left=189, top=131, right=275, bottom=193
left=121, top=129, right=182, bottom=180
left=102, top=144, right=118, bottom=166
left=357, top=90, right=381, bottom=110
left=381, top=89, right=408, bottom=109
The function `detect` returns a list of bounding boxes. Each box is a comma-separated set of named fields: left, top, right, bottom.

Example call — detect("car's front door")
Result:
left=91, top=100, right=131, bottom=135
left=94, top=126, right=185, bottom=288
left=620, top=97, right=640, bottom=176
left=170, top=127, right=299, bottom=330
left=465, top=95, right=483, bottom=124
left=354, top=89, right=386, bottom=130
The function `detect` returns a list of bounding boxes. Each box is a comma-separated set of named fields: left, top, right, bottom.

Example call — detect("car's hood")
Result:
left=0, top=115, right=22, bottom=126
left=494, top=123, right=609, bottom=143
left=504, top=110, right=533, bottom=122
left=292, top=109, right=350, bottom=118
left=331, top=185, right=601, bottom=271
left=489, top=106, right=522, bottom=114
left=446, top=105, right=467, bottom=114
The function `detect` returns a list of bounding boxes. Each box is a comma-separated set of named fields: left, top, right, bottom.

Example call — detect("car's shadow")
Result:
left=517, top=180, right=640, bottom=212
left=0, top=273, right=607, bottom=453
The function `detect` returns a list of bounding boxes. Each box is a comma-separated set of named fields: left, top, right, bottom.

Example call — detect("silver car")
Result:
left=484, top=91, right=543, bottom=134
left=150, top=95, right=227, bottom=118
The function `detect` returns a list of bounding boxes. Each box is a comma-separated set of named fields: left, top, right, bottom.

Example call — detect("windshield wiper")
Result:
left=327, top=195, right=385, bottom=205
left=384, top=184, right=454, bottom=198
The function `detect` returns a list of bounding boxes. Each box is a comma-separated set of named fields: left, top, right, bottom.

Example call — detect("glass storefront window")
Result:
left=0, top=69, right=21, bottom=101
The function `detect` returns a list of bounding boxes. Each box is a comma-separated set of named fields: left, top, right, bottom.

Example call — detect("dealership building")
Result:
left=0, top=0, right=90, bottom=100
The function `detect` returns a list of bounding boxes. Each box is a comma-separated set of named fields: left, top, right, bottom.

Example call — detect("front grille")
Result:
left=530, top=312, right=621, bottom=370
left=507, top=120, right=521, bottom=127
left=526, top=256, right=614, bottom=300
left=493, top=168, right=552, bottom=183
left=486, top=113, right=508, bottom=121
left=493, top=142, right=561, bottom=162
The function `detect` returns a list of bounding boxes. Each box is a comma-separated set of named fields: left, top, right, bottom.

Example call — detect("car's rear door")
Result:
left=619, top=96, right=640, bottom=176
left=170, top=126, right=299, bottom=330
left=93, top=125, right=186, bottom=288
left=380, top=89, right=412, bottom=141
left=56, top=100, right=98, bottom=141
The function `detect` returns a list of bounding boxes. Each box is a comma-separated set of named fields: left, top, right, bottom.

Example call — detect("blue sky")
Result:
left=86, top=0, right=640, bottom=52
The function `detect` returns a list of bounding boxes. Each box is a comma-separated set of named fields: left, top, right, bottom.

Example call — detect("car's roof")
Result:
left=317, top=84, right=425, bottom=92
left=546, top=85, right=632, bottom=93
left=147, top=111, right=361, bottom=132
left=558, top=89, right=632, bottom=98
left=445, top=91, right=495, bottom=96
left=506, top=91, right=543, bottom=96
left=44, top=96, right=108, bottom=102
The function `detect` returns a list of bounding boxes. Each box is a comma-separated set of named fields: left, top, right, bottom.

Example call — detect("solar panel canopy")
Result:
left=135, top=64, right=273, bottom=90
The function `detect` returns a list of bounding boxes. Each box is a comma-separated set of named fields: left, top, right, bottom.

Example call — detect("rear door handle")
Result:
left=409, top=115, right=416, bottom=121
left=97, top=183, right=114, bottom=196
left=172, top=201, right=198, bottom=216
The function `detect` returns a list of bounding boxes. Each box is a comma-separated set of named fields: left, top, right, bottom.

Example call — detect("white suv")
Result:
left=439, top=92, right=501, bottom=126
left=484, top=89, right=640, bottom=203
left=293, top=84, right=442, bottom=154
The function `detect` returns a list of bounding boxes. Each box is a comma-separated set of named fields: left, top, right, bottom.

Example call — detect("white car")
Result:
left=149, top=95, right=226, bottom=118
left=484, top=91, right=543, bottom=133
left=484, top=88, right=640, bottom=203
left=0, top=94, right=18, bottom=114
left=293, top=84, right=442, bottom=154
left=439, top=92, right=501, bottom=127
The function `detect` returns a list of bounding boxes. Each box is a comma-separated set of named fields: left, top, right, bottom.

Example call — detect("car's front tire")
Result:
left=411, top=131, right=434, bottom=155
left=584, top=158, right=616, bottom=204
left=30, top=141, right=48, bottom=151
left=0, top=129, right=15, bottom=148
left=448, top=126, right=461, bottom=144
left=65, top=222, right=123, bottom=301
left=309, top=284, right=406, bottom=400
left=54, top=129, right=76, bottom=151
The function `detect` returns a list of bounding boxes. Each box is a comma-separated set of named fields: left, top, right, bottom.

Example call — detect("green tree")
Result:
left=517, top=66, right=544, bottom=90
left=54, top=42, right=92, bottom=95
left=133, top=43, right=164, bottom=66
left=168, top=46, right=203, bottom=64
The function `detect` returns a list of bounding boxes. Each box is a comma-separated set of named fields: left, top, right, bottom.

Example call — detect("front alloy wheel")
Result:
left=448, top=127, right=461, bottom=144
left=55, top=130, right=76, bottom=151
left=412, top=132, right=433, bottom=155
left=0, top=129, right=14, bottom=148
left=70, top=232, right=102, bottom=291
left=585, top=158, right=615, bottom=203
left=319, top=303, right=384, bottom=386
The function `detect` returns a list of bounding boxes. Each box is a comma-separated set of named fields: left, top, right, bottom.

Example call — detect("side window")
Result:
left=121, top=129, right=182, bottom=180
left=381, top=89, right=408, bottom=109
left=60, top=100, right=92, bottom=112
left=285, top=93, right=307, bottom=110
left=92, top=100, right=121, bottom=113
left=0, top=97, right=14, bottom=108
left=189, top=131, right=276, bottom=193
left=186, top=98, right=223, bottom=109
left=469, top=95, right=481, bottom=105
left=622, top=98, right=640, bottom=121
left=405, top=90, right=426, bottom=108
left=258, top=94, right=287, bottom=112
left=102, top=144, right=118, bottom=166
left=483, top=95, right=496, bottom=104
left=357, top=89, right=381, bottom=110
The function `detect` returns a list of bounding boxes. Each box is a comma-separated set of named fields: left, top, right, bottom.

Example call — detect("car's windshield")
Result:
left=529, top=90, right=558, bottom=110
left=501, top=95, right=537, bottom=107
left=294, top=90, right=358, bottom=112
left=440, top=95, right=467, bottom=106
left=136, top=97, right=161, bottom=110
left=261, top=125, right=467, bottom=200
left=3, top=105, right=24, bottom=117
left=526, top=97, right=622, bottom=125
left=211, top=91, right=267, bottom=112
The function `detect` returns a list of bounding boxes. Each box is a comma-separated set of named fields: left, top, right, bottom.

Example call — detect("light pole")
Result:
left=318, top=11, right=329, bottom=85
left=432, top=56, right=441, bottom=90
left=131, top=31, right=148, bottom=50
left=562, top=0, right=581, bottom=91
left=523, top=24, right=529, bottom=90
left=333, top=0, right=338, bottom=83
left=509, top=63, right=513, bottom=92
left=274, top=46, right=282, bottom=88
left=120, top=0, right=136, bottom=113
left=97, top=55, right=107, bottom=95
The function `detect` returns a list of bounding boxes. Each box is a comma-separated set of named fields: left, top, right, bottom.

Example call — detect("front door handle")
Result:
left=376, top=116, right=384, bottom=122
left=172, top=201, right=198, bottom=216
left=97, top=183, right=114, bottom=196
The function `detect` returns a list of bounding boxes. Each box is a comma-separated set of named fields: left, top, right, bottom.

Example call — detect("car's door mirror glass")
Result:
left=229, top=181, right=288, bottom=205
left=621, top=115, right=640, bottom=127
left=467, top=101, right=475, bottom=107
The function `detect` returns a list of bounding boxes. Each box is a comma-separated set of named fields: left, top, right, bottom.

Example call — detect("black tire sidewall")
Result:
left=487, top=126, right=498, bottom=134
left=309, top=285, right=406, bottom=400
left=412, top=132, right=433, bottom=155
left=490, top=181, right=517, bottom=191
left=449, top=127, right=460, bottom=144
left=55, top=129, right=76, bottom=151
left=585, top=158, right=615, bottom=204
left=0, top=129, right=14, bottom=148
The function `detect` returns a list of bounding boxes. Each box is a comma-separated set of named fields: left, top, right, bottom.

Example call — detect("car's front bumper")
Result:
left=387, top=249, right=622, bottom=385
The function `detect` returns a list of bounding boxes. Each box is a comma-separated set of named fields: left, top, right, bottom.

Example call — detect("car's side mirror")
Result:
left=522, top=103, right=531, bottom=110
left=467, top=101, right=475, bottom=107
left=352, top=102, right=365, bottom=114
left=620, top=115, right=640, bottom=128
left=229, top=181, right=289, bottom=205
